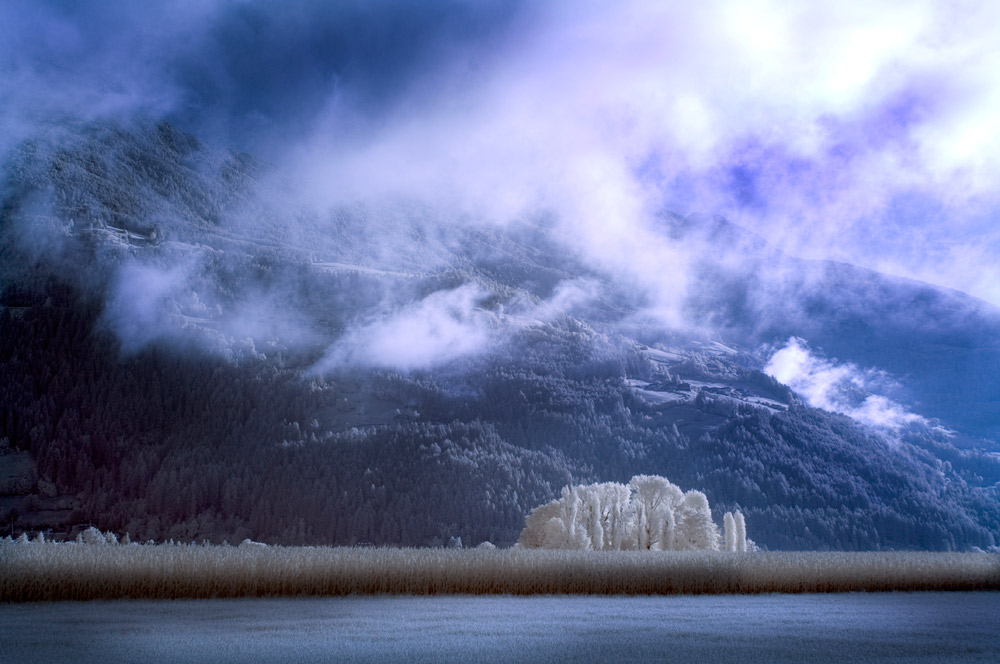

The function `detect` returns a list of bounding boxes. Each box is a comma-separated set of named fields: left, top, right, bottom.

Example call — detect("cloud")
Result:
left=6, top=0, right=1000, bottom=361
left=0, top=1, right=206, bottom=150
left=101, top=261, right=193, bottom=354
left=765, top=337, right=927, bottom=431
left=523, top=279, right=602, bottom=323
left=0, top=0, right=521, bottom=155
left=98, top=255, right=325, bottom=359
left=283, top=0, right=1000, bottom=306
left=311, top=276, right=609, bottom=373
left=313, top=284, right=496, bottom=373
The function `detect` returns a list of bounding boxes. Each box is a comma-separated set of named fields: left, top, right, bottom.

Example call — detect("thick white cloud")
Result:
left=766, top=337, right=926, bottom=431
left=292, top=0, right=1000, bottom=305
left=311, top=277, right=609, bottom=373
left=314, top=284, right=495, bottom=372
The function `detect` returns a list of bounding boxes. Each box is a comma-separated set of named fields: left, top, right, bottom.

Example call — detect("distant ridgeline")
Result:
left=519, top=475, right=750, bottom=552
left=2, top=121, right=1000, bottom=551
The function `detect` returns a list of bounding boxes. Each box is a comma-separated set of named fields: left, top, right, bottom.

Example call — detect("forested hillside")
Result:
left=2, top=121, right=999, bottom=550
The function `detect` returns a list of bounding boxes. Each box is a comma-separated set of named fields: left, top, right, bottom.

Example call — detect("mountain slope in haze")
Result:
left=2, top=121, right=998, bottom=550
left=674, top=214, right=1000, bottom=444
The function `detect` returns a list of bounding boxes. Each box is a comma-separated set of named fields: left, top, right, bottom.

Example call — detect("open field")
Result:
left=3, top=539, right=999, bottom=601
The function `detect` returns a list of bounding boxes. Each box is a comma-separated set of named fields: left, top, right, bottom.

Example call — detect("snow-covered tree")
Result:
left=576, top=482, right=632, bottom=550
left=519, top=487, right=588, bottom=549
left=724, top=511, right=737, bottom=552
left=629, top=475, right=684, bottom=550
left=77, top=526, right=109, bottom=545
left=724, top=510, right=749, bottom=552
left=674, top=490, right=721, bottom=551
left=734, top=510, right=747, bottom=553
left=518, top=475, right=731, bottom=552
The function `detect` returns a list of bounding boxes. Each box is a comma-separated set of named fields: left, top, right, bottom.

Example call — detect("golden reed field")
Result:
left=3, top=537, right=998, bottom=601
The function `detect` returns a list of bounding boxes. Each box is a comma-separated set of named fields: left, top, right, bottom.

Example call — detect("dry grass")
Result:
left=2, top=539, right=998, bottom=601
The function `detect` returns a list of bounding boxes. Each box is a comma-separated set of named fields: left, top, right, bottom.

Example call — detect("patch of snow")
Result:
left=706, top=341, right=739, bottom=355
left=312, top=261, right=422, bottom=279
left=634, top=389, right=690, bottom=405
left=687, top=380, right=730, bottom=391
left=642, top=347, right=684, bottom=363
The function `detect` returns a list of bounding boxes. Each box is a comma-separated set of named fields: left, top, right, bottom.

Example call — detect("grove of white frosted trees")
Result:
left=518, top=475, right=751, bottom=552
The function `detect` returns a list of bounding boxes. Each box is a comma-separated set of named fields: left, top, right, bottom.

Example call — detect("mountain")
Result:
left=676, top=217, right=1000, bottom=444
left=2, top=121, right=998, bottom=550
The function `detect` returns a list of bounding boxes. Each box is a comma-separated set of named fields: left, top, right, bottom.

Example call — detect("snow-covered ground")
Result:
left=311, top=260, right=423, bottom=278
left=626, top=380, right=691, bottom=405
left=626, top=377, right=788, bottom=412
left=2, top=593, right=997, bottom=663
left=640, top=346, right=685, bottom=364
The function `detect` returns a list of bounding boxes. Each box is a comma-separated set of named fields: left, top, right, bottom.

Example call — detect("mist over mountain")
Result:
left=2, top=1, right=1000, bottom=550
left=2, top=119, right=998, bottom=550
left=675, top=216, right=1000, bottom=442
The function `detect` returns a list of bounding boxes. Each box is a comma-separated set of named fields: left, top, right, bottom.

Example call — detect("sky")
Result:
left=4, top=0, right=1000, bottom=307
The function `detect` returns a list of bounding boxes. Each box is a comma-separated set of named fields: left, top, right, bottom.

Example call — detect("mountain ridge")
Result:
left=2, top=121, right=998, bottom=549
